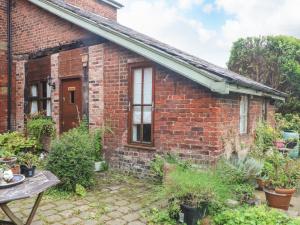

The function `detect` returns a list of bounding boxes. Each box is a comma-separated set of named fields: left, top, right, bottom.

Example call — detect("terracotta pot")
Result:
left=264, top=188, right=294, bottom=210
left=275, top=188, right=296, bottom=195
left=256, top=178, right=265, bottom=191
left=163, top=162, right=176, bottom=184
left=11, top=165, right=20, bottom=174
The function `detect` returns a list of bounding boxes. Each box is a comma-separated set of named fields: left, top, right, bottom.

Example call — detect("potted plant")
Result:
left=165, top=168, right=214, bottom=225
left=262, top=152, right=300, bottom=210
left=91, top=129, right=107, bottom=172
left=18, top=152, right=39, bottom=177
left=26, top=115, right=55, bottom=152
left=0, top=149, right=17, bottom=167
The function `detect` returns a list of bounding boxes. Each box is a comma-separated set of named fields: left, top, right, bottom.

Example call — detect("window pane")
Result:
left=132, top=106, right=142, bottom=142
left=47, top=83, right=51, bottom=98
left=143, top=106, right=152, bottom=124
left=143, top=124, right=152, bottom=143
left=30, top=85, right=38, bottom=97
left=240, top=96, right=248, bottom=134
left=143, top=68, right=153, bottom=104
left=46, top=100, right=51, bottom=117
left=30, top=101, right=38, bottom=114
left=42, top=82, right=47, bottom=98
left=133, top=69, right=142, bottom=105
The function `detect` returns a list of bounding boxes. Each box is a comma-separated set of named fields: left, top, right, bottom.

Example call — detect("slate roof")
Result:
left=47, top=0, right=286, bottom=98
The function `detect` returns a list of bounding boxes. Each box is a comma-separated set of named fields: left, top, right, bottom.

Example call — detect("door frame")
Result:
left=59, top=76, right=83, bottom=133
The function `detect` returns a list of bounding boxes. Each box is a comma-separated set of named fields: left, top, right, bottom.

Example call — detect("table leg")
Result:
left=0, top=204, right=23, bottom=225
left=25, top=192, right=44, bottom=225
left=0, top=192, right=44, bottom=225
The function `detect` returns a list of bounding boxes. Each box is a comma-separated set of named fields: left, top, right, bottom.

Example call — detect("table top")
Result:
left=0, top=171, right=60, bottom=204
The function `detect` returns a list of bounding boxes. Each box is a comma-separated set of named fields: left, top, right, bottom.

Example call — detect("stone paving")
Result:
left=0, top=172, right=159, bottom=225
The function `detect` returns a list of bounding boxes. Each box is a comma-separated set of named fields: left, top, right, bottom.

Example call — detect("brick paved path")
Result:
left=0, top=172, right=158, bottom=225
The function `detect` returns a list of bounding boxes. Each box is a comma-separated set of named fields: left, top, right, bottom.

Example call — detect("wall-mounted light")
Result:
left=47, top=76, right=56, bottom=90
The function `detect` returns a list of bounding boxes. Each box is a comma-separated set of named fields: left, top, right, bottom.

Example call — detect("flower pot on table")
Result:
left=20, top=165, right=36, bottom=177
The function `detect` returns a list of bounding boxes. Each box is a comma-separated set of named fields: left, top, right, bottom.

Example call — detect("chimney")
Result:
left=64, top=0, right=123, bottom=21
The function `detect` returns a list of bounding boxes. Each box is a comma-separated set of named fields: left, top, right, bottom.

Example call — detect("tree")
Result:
left=228, top=36, right=300, bottom=114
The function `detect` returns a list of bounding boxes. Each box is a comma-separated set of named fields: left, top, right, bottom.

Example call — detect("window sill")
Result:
left=124, top=144, right=156, bottom=151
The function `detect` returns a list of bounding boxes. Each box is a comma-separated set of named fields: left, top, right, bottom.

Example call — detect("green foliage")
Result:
left=145, top=208, right=177, bottom=225
left=232, top=184, right=255, bottom=203
left=262, top=151, right=300, bottom=189
left=17, top=152, right=39, bottom=168
left=75, top=184, right=87, bottom=197
left=46, top=127, right=95, bottom=192
left=255, top=122, right=278, bottom=151
left=0, top=132, right=37, bottom=156
left=213, top=205, right=300, bottom=225
left=27, top=117, right=55, bottom=141
left=276, top=113, right=300, bottom=133
left=150, top=153, right=191, bottom=181
left=165, top=167, right=233, bottom=208
left=228, top=36, right=300, bottom=114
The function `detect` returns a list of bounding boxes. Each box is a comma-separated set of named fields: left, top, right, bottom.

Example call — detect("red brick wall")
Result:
left=12, top=0, right=98, bottom=55
left=64, top=0, right=117, bottom=20
left=101, top=43, right=276, bottom=176
left=0, top=0, right=7, bottom=133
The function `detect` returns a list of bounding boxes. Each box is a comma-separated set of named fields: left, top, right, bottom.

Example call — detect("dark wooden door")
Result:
left=61, top=78, right=82, bottom=133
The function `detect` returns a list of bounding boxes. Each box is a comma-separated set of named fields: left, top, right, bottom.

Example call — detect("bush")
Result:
left=27, top=117, right=55, bottom=141
left=0, top=132, right=37, bottom=155
left=46, top=128, right=95, bottom=192
left=213, top=205, right=300, bottom=225
left=276, top=113, right=300, bottom=133
left=165, top=168, right=233, bottom=208
left=254, top=122, right=278, bottom=152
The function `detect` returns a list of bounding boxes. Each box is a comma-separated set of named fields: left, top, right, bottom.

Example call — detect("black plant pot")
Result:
left=20, top=165, right=36, bottom=177
left=180, top=203, right=208, bottom=225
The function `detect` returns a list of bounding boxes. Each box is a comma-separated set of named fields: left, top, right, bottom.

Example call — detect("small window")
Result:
left=129, top=65, right=154, bottom=145
left=240, top=96, right=248, bottom=134
left=69, top=91, right=75, bottom=104
left=28, top=81, right=52, bottom=116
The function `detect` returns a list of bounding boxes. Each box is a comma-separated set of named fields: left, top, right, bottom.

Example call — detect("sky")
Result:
left=117, top=0, right=300, bottom=67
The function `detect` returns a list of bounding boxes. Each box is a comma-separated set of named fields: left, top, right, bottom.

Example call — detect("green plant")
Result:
left=165, top=168, right=233, bottom=208
left=0, top=132, right=37, bottom=155
left=262, top=151, right=300, bottom=189
left=75, top=184, right=87, bottom=197
left=46, top=127, right=95, bottom=192
left=27, top=117, right=55, bottom=140
left=0, top=149, right=15, bottom=160
left=17, top=152, right=39, bottom=168
left=150, top=153, right=191, bottom=181
left=233, top=184, right=255, bottom=203
left=213, top=205, right=300, bottom=225
left=254, top=122, right=278, bottom=153
left=276, top=113, right=300, bottom=133
left=145, top=208, right=177, bottom=225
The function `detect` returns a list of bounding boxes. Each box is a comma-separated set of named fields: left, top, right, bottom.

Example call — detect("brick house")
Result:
left=0, top=0, right=286, bottom=175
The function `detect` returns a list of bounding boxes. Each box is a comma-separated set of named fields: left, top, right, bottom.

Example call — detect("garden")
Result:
left=1, top=113, right=300, bottom=225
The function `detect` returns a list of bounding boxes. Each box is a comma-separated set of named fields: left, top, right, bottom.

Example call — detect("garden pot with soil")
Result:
left=264, top=188, right=295, bottom=210
left=180, top=203, right=208, bottom=225
left=0, top=157, right=17, bottom=167
left=11, top=164, right=20, bottom=174
left=20, top=165, right=36, bottom=177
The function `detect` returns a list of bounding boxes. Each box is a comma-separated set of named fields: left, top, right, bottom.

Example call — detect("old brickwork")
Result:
left=102, top=43, right=276, bottom=176
left=0, top=0, right=7, bottom=132
left=64, top=0, right=117, bottom=20
left=11, top=0, right=98, bottom=55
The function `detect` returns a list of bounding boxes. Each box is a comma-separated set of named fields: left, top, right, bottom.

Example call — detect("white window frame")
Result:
left=240, top=96, right=249, bottom=134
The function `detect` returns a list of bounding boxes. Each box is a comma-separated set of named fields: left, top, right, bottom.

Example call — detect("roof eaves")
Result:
left=98, top=0, right=123, bottom=9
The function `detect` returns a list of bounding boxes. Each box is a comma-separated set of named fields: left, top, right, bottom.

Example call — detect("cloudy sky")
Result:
left=117, top=0, right=300, bottom=67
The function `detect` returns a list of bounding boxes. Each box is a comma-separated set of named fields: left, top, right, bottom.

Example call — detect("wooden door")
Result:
left=61, top=78, right=82, bottom=133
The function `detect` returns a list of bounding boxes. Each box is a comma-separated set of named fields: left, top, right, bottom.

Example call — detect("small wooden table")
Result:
left=0, top=171, right=59, bottom=225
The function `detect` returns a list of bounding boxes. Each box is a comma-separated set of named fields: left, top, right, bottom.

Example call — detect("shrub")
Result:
left=254, top=122, right=278, bottom=152
left=46, top=128, right=95, bottom=192
left=276, top=113, right=300, bottom=133
left=213, top=205, right=300, bottom=225
left=0, top=132, right=37, bottom=155
left=27, top=117, right=55, bottom=141
left=165, top=168, right=233, bottom=208
left=145, top=208, right=177, bottom=225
